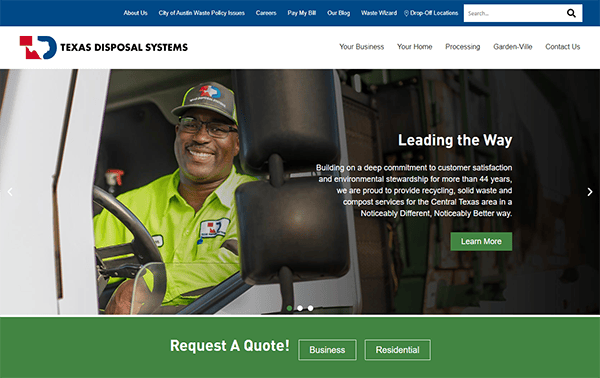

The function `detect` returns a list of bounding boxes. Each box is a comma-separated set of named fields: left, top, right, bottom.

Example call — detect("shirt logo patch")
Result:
left=200, top=218, right=230, bottom=238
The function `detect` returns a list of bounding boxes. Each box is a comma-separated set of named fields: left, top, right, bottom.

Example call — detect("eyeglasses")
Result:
left=178, top=117, right=238, bottom=139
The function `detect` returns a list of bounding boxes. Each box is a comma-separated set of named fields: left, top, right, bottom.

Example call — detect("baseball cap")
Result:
left=171, top=82, right=238, bottom=125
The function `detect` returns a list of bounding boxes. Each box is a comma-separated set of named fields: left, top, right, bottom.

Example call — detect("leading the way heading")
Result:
left=398, top=134, right=513, bottom=149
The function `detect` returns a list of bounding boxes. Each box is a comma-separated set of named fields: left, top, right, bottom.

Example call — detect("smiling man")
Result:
left=94, top=82, right=256, bottom=314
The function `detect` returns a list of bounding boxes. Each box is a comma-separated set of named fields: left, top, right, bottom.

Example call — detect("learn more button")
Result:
left=450, top=232, right=512, bottom=251
left=365, top=339, right=431, bottom=361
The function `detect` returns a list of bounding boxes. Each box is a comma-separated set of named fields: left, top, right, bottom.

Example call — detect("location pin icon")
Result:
left=404, top=10, right=409, bottom=17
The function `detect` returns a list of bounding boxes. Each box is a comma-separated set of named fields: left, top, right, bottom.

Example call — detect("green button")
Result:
left=365, top=339, right=431, bottom=361
left=298, top=339, right=357, bottom=361
left=450, top=232, right=512, bottom=251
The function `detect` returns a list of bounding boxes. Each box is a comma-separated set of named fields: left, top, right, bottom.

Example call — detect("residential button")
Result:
left=365, top=339, right=431, bottom=361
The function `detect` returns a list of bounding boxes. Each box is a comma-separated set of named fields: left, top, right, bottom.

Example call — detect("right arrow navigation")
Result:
left=588, top=188, right=593, bottom=197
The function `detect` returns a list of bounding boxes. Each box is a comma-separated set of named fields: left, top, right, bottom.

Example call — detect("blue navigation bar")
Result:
left=0, top=1, right=598, bottom=26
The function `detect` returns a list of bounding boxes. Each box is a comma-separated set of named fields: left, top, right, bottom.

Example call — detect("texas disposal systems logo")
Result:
left=200, top=218, right=230, bottom=238
left=200, top=85, right=221, bottom=98
left=20, top=36, right=57, bottom=60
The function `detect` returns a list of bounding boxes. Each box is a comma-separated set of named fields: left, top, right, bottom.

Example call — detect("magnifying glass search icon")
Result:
left=567, top=8, right=576, bottom=17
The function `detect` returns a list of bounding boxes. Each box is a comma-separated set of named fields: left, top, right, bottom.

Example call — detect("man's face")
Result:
left=174, top=107, right=239, bottom=184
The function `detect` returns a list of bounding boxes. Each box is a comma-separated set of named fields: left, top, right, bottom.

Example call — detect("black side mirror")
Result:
left=233, top=70, right=350, bottom=313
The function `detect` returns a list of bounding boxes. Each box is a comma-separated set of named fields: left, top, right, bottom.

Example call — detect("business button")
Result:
left=365, top=339, right=431, bottom=361
left=450, top=232, right=512, bottom=251
left=298, top=339, right=357, bottom=361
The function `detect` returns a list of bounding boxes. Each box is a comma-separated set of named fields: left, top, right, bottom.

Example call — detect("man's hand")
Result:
left=105, top=279, right=151, bottom=314
left=105, top=280, right=134, bottom=314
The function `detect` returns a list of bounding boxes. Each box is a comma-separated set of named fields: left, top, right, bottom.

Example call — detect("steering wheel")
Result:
left=93, top=185, right=166, bottom=312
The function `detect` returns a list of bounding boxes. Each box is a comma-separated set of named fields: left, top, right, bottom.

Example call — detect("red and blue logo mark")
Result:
left=20, top=36, right=57, bottom=60
left=198, top=218, right=230, bottom=244
left=199, top=85, right=221, bottom=98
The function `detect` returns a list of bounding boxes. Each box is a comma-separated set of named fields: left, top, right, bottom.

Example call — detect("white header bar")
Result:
left=2, top=26, right=596, bottom=69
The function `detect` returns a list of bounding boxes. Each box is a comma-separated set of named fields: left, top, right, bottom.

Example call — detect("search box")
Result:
left=464, top=4, right=583, bottom=22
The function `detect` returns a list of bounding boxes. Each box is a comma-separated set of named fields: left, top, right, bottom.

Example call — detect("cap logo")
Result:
left=199, top=85, right=221, bottom=99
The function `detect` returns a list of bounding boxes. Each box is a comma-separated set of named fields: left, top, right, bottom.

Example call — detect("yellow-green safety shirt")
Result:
left=94, top=167, right=256, bottom=306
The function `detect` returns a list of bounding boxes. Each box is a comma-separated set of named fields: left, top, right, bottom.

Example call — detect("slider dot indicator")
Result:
left=297, top=305, right=303, bottom=311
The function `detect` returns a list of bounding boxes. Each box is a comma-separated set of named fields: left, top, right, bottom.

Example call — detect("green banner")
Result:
left=0, top=317, right=598, bottom=378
